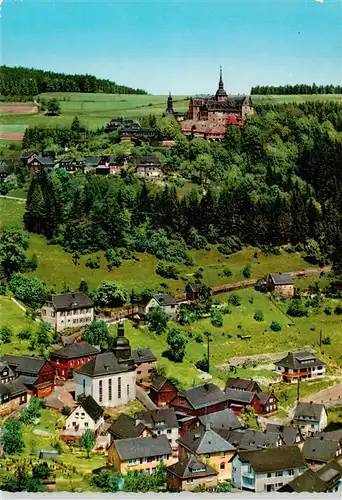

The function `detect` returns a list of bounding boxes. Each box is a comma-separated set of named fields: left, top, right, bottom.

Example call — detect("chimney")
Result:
left=205, top=423, right=211, bottom=432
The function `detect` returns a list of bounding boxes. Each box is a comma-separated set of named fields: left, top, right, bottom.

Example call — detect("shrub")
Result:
left=156, top=262, right=179, bottom=280
left=211, top=309, right=223, bottom=327
left=229, top=294, right=241, bottom=306
left=324, top=306, right=332, bottom=316
left=287, top=300, right=308, bottom=317
left=249, top=296, right=254, bottom=304
left=0, top=327, right=12, bottom=343
left=254, top=309, right=264, bottom=322
left=242, top=264, right=251, bottom=278
left=322, top=336, right=331, bottom=345
left=18, top=329, right=32, bottom=340
left=86, top=256, right=100, bottom=269
left=9, top=274, right=47, bottom=309
left=195, top=333, right=203, bottom=343
left=270, top=320, right=282, bottom=332
left=105, top=249, right=122, bottom=270
left=334, top=305, right=342, bottom=315
left=223, top=268, right=232, bottom=278
left=217, top=236, right=242, bottom=255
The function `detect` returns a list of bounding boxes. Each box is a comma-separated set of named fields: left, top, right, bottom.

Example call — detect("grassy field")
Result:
left=0, top=295, right=38, bottom=355
left=1, top=92, right=342, bottom=133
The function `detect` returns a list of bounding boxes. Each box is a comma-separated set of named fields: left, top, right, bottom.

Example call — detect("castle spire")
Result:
left=216, top=65, right=228, bottom=101
left=218, top=65, right=224, bottom=90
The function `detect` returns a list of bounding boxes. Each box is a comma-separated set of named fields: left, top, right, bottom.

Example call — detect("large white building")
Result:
left=75, top=323, right=136, bottom=408
left=41, top=292, right=94, bottom=333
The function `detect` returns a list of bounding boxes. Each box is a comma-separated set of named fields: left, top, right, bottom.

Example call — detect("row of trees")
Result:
left=0, top=66, right=147, bottom=100
left=251, top=83, right=342, bottom=95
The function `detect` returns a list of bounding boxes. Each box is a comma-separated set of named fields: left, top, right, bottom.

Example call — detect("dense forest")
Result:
left=0, top=66, right=147, bottom=101
left=251, top=84, right=342, bottom=95
left=22, top=101, right=342, bottom=269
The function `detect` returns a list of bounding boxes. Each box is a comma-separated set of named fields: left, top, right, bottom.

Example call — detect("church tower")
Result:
left=112, top=322, right=134, bottom=366
left=215, top=66, right=228, bottom=101
left=164, top=92, right=174, bottom=115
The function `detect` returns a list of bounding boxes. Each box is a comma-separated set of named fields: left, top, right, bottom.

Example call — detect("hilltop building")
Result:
left=163, top=93, right=185, bottom=121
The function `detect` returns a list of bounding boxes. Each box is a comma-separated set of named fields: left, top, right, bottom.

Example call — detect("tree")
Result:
left=80, top=429, right=95, bottom=458
left=8, top=274, right=46, bottom=309
left=254, top=309, right=264, bottom=322
left=147, top=306, right=168, bottom=335
left=287, top=300, right=308, bottom=317
left=46, top=98, right=61, bottom=116
left=242, top=264, right=252, bottom=278
left=194, top=284, right=212, bottom=316
left=166, top=327, right=187, bottom=362
left=91, top=470, right=121, bottom=492
left=20, top=396, right=42, bottom=425
left=211, top=309, right=223, bottom=327
left=82, top=320, right=109, bottom=347
left=1, top=419, right=24, bottom=455
left=92, top=281, right=128, bottom=308
left=32, top=463, right=51, bottom=480
left=270, top=320, right=282, bottom=332
left=36, top=321, right=51, bottom=346
left=0, top=326, right=13, bottom=343
left=0, top=227, right=30, bottom=279
left=78, top=279, right=89, bottom=293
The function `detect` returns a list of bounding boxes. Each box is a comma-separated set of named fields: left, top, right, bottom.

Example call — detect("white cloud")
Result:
left=315, top=0, right=324, bottom=3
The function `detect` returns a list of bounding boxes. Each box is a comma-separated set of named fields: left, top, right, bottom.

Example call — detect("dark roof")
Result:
left=269, top=273, right=293, bottom=285
left=20, top=151, right=36, bottom=159
left=317, top=429, right=342, bottom=441
left=0, top=384, right=11, bottom=396
left=302, top=437, right=339, bottom=463
left=225, top=378, right=260, bottom=393
left=76, top=351, right=135, bottom=377
left=51, top=341, right=99, bottom=360
left=135, top=156, right=160, bottom=166
left=279, top=460, right=342, bottom=493
left=108, top=414, right=147, bottom=440
left=114, top=434, right=172, bottom=460
left=51, top=292, right=93, bottom=311
left=258, top=392, right=276, bottom=405
left=78, top=395, right=103, bottom=422
left=2, top=355, right=46, bottom=376
left=266, top=424, right=301, bottom=446
left=225, top=388, right=257, bottom=404
left=85, top=156, right=102, bottom=166
left=136, top=408, right=179, bottom=430
left=17, top=375, right=39, bottom=387
left=150, top=376, right=176, bottom=392
left=275, top=350, right=325, bottom=370
left=167, top=455, right=218, bottom=480
left=132, top=348, right=157, bottom=364
left=186, top=283, right=201, bottom=293
left=6, top=379, right=27, bottom=398
left=155, top=293, right=178, bottom=307
left=294, top=402, right=326, bottom=421
left=61, top=331, right=81, bottom=347
left=0, top=362, right=14, bottom=379
left=222, top=428, right=282, bottom=451
left=179, top=383, right=228, bottom=410
left=237, top=445, right=306, bottom=473
left=37, top=156, right=55, bottom=166
left=178, top=424, right=236, bottom=454
left=0, top=160, right=11, bottom=173
left=198, top=409, right=241, bottom=431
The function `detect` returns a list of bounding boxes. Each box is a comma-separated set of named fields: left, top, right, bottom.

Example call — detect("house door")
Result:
left=266, top=484, right=274, bottom=492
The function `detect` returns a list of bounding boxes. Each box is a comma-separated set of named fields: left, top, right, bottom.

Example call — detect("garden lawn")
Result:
left=0, top=295, right=38, bottom=355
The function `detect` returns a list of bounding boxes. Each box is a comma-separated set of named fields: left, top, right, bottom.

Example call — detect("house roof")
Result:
left=294, top=402, right=326, bottom=422
left=258, top=392, right=276, bottom=405
left=77, top=395, right=103, bottom=422
left=154, top=293, right=178, bottom=307
left=136, top=408, right=179, bottom=430
left=178, top=424, right=236, bottom=454
left=37, top=156, right=55, bottom=166
left=275, top=351, right=325, bottom=370
left=150, top=376, right=176, bottom=392
left=225, top=388, right=257, bottom=404
left=76, top=351, right=135, bottom=378
left=17, top=374, right=39, bottom=387
left=302, top=437, right=339, bottom=463
left=51, top=341, right=99, bottom=360
left=108, top=413, right=147, bottom=440
left=20, top=151, right=36, bottom=159
left=269, top=273, right=294, bottom=285
left=2, top=355, right=46, bottom=376
left=135, top=156, right=160, bottom=166
left=167, top=455, right=218, bottom=480
left=222, top=428, right=282, bottom=451
left=186, top=283, right=201, bottom=293
left=61, top=331, right=81, bottom=347
left=0, top=362, right=14, bottom=379
left=85, top=156, right=102, bottom=166
left=178, top=383, right=228, bottom=410
left=317, top=429, right=342, bottom=442
left=266, top=424, right=301, bottom=446
left=238, top=445, right=306, bottom=473
left=198, top=409, right=241, bottom=431
left=114, top=434, right=172, bottom=460
left=51, top=292, right=93, bottom=311
left=0, top=384, right=11, bottom=396
left=132, top=348, right=157, bottom=364
left=279, top=460, right=342, bottom=493
left=225, top=378, right=260, bottom=393
left=6, top=379, right=27, bottom=398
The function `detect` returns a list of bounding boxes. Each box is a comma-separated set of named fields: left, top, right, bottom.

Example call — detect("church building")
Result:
left=75, top=323, right=136, bottom=408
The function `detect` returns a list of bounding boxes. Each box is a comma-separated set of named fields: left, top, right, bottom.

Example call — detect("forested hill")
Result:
left=251, top=84, right=342, bottom=95
left=0, top=66, right=147, bottom=101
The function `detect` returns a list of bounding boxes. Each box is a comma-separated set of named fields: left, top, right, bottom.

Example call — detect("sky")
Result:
left=1, top=0, right=342, bottom=95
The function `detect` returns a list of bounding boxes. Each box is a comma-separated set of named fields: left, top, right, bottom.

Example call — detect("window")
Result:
left=127, top=384, right=129, bottom=398
left=83, top=379, right=85, bottom=393
left=204, top=453, right=211, bottom=459
left=288, top=469, right=294, bottom=476
left=220, top=463, right=225, bottom=470
left=146, top=469, right=150, bottom=476
left=109, top=379, right=112, bottom=401
left=220, top=451, right=226, bottom=458
left=85, top=422, right=88, bottom=427
left=275, top=471, right=283, bottom=477
left=118, top=377, right=121, bottom=399
left=247, top=465, right=253, bottom=474
left=152, top=468, right=156, bottom=475
left=167, top=429, right=172, bottom=434
left=267, top=473, right=272, bottom=478
left=186, top=479, right=194, bottom=484
left=99, top=380, right=103, bottom=403
left=72, top=422, right=76, bottom=427
left=137, top=371, right=142, bottom=375
left=42, top=309, right=46, bottom=316
left=76, top=413, right=79, bottom=417
left=128, top=459, right=136, bottom=465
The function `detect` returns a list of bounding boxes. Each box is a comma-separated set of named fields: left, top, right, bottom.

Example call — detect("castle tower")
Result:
left=215, top=66, right=228, bottom=101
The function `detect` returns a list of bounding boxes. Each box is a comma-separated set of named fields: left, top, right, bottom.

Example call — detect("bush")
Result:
left=222, top=305, right=232, bottom=315
left=105, top=249, right=122, bottom=270
left=156, top=262, right=179, bottom=280
left=322, top=336, right=331, bottom=345
left=334, top=305, right=342, bottom=315
left=242, top=264, right=251, bottom=278
left=254, top=309, right=264, bottom=322
left=270, top=320, right=282, bottom=332
left=222, top=267, right=232, bottom=278
left=86, top=256, right=100, bottom=269
left=287, top=300, right=308, bottom=317
left=211, top=309, right=223, bottom=327
left=229, top=294, right=241, bottom=306
left=195, top=333, right=203, bottom=343
left=18, top=329, right=32, bottom=340
left=217, top=236, right=242, bottom=255
left=9, top=274, right=47, bottom=309
left=324, top=306, right=332, bottom=316
left=249, top=296, right=254, bottom=304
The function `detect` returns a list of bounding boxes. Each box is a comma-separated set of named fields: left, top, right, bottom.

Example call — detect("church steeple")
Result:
left=219, top=65, right=224, bottom=89
left=112, top=322, right=133, bottom=364
left=166, top=92, right=174, bottom=114
left=216, top=65, right=228, bottom=101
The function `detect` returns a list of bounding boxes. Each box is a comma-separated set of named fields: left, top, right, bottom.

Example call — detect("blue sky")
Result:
left=1, top=0, right=342, bottom=94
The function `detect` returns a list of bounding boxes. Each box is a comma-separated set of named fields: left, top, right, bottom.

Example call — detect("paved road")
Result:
left=302, top=382, right=342, bottom=405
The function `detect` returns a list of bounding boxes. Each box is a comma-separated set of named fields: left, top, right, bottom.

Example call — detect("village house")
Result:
left=50, top=341, right=100, bottom=380
left=293, top=402, right=328, bottom=437
left=197, top=409, right=242, bottom=433
left=75, top=323, right=136, bottom=408
left=132, top=348, right=157, bottom=384
left=0, top=159, right=12, bottom=179
left=224, top=388, right=278, bottom=415
left=177, top=423, right=236, bottom=482
left=185, top=283, right=201, bottom=302
left=20, top=151, right=37, bottom=168
left=62, top=395, right=104, bottom=442
left=41, top=292, right=94, bottom=333
left=0, top=362, right=15, bottom=384
left=274, top=350, right=326, bottom=383
left=138, top=293, right=179, bottom=321
left=58, top=158, right=85, bottom=174
left=225, top=378, right=262, bottom=393
left=170, top=383, right=230, bottom=417
left=27, top=155, right=55, bottom=176
left=136, top=156, right=163, bottom=179
left=267, top=273, right=294, bottom=297
left=84, top=156, right=105, bottom=172
left=302, top=435, right=342, bottom=466
left=0, top=380, right=27, bottom=416
left=2, top=355, right=55, bottom=398
left=149, top=376, right=178, bottom=408
left=279, top=460, right=342, bottom=493
left=107, top=434, right=174, bottom=474
left=231, top=445, right=307, bottom=493
left=220, top=428, right=285, bottom=451
left=167, top=455, right=218, bottom=492
left=108, top=413, right=152, bottom=442
left=266, top=424, right=304, bottom=446
left=135, top=408, right=179, bottom=449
